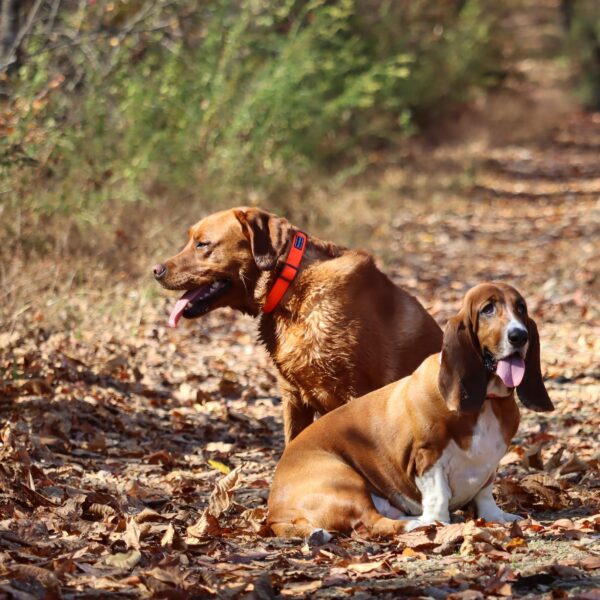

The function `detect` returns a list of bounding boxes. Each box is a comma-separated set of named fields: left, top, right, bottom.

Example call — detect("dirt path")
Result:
left=1, top=1, right=599, bottom=598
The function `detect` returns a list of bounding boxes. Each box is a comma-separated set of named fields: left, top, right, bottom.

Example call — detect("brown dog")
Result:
left=153, top=207, right=442, bottom=443
left=267, top=282, right=553, bottom=538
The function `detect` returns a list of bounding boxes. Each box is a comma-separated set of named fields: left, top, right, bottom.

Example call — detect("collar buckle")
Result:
left=279, top=262, right=298, bottom=283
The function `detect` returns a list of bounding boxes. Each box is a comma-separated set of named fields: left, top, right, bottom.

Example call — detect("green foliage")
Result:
left=565, top=0, right=600, bottom=109
left=3, top=0, right=503, bottom=212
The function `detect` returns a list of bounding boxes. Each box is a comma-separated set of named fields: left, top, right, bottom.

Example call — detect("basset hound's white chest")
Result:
left=374, top=400, right=509, bottom=519
left=440, top=400, right=508, bottom=509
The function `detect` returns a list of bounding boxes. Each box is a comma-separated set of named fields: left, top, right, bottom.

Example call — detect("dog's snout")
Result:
left=508, top=327, right=528, bottom=348
left=153, top=263, right=167, bottom=280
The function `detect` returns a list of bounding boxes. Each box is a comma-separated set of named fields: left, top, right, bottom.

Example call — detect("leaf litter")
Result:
left=1, top=124, right=599, bottom=598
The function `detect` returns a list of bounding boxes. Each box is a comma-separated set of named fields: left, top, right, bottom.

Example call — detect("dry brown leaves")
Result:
left=1, top=112, right=599, bottom=597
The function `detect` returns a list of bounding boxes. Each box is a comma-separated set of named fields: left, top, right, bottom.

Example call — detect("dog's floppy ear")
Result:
left=438, top=313, right=487, bottom=413
left=234, top=208, right=291, bottom=271
left=516, top=317, right=554, bottom=412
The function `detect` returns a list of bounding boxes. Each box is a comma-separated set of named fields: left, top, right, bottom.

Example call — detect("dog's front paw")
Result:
left=498, top=511, right=521, bottom=523
left=403, top=519, right=425, bottom=532
left=479, top=509, right=521, bottom=524
left=403, top=518, right=448, bottom=532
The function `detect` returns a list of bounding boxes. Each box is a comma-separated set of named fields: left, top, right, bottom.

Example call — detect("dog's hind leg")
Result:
left=359, top=505, right=419, bottom=537
left=270, top=521, right=333, bottom=543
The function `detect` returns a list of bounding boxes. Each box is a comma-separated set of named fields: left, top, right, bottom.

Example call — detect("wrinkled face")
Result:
left=152, top=209, right=258, bottom=324
left=469, top=283, right=529, bottom=365
left=439, top=282, right=553, bottom=413
left=466, top=283, right=530, bottom=392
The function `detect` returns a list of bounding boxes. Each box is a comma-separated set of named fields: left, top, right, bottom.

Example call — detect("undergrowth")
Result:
left=1, top=0, right=502, bottom=223
left=564, top=0, right=600, bottom=109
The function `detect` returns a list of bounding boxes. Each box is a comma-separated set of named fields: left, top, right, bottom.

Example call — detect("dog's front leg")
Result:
left=281, top=387, right=314, bottom=444
left=474, top=482, right=520, bottom=523
left=405, top=461, right=451, bottom=531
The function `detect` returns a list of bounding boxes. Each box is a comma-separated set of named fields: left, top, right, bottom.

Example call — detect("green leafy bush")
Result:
left=565, top=0, right=600, bottom=109
left=2, top=0, right=502, bottom=213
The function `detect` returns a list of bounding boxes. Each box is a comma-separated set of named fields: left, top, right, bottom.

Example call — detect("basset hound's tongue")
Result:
left=168, top=288, right=207, bottom=328
left=495, top=354, right=525, bottom=388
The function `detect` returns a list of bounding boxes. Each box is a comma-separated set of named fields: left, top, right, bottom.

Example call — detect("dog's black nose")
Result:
left=153, top=263, right=167, bottom=280
left=508, top=327, right=528, bottom=348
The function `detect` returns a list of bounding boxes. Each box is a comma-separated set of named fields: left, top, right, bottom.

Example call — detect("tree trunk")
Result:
left=0, top=0, right=20, bottom=71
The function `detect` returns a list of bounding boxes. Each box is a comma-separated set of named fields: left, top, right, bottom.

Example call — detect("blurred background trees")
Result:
left=0, top=0, right=504, bottom=204
left=0, top=0, right=598, bottom=272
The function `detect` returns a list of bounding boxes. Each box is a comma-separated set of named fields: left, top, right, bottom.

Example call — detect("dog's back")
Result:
left=260, top=248, right=442, bottom=417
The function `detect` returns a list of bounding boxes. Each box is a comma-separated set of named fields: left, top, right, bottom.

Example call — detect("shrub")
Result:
left=0, top=0, right=503, bottom=215
left=564, top=0, right=600, bottom=109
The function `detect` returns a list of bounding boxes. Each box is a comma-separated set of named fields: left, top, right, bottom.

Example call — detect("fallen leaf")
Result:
left=186, top=513, right=221, bottom=540
left=281, top=580, right=322, bottom=595
left=559, top=455, right=589, bottom=475
left=522, top=444, right=544, bottom=470
left=11, top=564, right=60, bottom=587
left=160, top=522, right=175, bottom=547
left=545, top=446, right=565, bottom=471
left=580, top=556, right=600, bottom=571
left=401, top=547, right=426, bottom=559
left=395, top=525, right=436, bottom=550
left=505, top=537, right=527, bottom=550
left=104, top=549, right=141, bottom=570
left=520, top=474, right=569, bottom=509
left=123, top=517, right=141, bottom=549
left=206, top=464, right=243, bottom=517
left=500, top=448, right=523, bottom=466
left=208, top=459, right=231, bottom=474
left=347, top=559, right=387, bottom=574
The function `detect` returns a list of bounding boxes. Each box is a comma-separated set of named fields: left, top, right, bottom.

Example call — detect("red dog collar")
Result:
left=262, top=232, right=308, bottom=314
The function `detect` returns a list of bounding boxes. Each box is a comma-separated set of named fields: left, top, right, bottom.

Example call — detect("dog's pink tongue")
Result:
left=168, top=289, right=202, bottom=328
left=496, top=355, right=525, bottom=388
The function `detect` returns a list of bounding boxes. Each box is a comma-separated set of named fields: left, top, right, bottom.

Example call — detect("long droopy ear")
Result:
left=516, top=317, right=554, bottom=411
left=438, top=314, right=488, bottom=413
left=234, top=208, right=291, bottom=271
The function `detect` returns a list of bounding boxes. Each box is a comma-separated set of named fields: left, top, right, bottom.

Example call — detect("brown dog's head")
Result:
left=438, top=282, right=553, bottom=414
left=152, top=207, right=292, bottom=324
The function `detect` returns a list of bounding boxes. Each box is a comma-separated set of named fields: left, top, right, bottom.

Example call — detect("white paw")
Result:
left=403, top=518, right=447, bottom=532
left=498, top=511, right=521, bottom=523
left=479, top=510, right=521, bottom=523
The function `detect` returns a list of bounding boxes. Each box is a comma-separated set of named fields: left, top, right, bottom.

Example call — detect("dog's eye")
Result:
left=195, top=241, right=209, bottom=249
left=481, top=303, right=495, bottom=316
left=516, top=301, right=526, bottom=315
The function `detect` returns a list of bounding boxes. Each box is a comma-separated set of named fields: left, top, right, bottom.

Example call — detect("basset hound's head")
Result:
left=439, top=282, right=554, bottom=414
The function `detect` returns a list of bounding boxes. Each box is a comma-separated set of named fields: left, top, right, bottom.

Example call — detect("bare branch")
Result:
left=45, top=0, right=62, bottom=38
left=0, top=0, right=45, bottom=71
left=12, top=0, right=45, bottom=54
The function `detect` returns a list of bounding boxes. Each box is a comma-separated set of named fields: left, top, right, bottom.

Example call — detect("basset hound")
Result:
left=267, top=282, right=554, bottom=539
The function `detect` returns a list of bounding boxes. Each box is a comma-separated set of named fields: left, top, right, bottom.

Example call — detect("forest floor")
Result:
left=1, top=107, right=599, bottom=597
left=1, top=1, right=600, bottom=598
